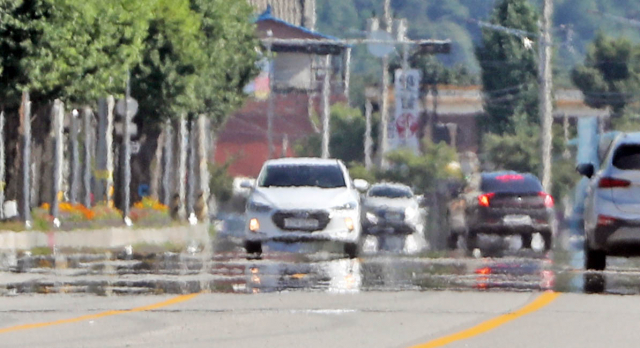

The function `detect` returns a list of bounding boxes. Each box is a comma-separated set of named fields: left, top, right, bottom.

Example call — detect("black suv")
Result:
left=446, top=172, right=555, bottom=252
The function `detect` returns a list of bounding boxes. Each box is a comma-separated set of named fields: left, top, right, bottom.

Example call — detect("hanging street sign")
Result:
left=389, top=69, right=421, bottom=153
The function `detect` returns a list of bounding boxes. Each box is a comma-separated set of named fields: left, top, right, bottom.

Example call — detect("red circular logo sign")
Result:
left=396, top=113, right=419, bottom=136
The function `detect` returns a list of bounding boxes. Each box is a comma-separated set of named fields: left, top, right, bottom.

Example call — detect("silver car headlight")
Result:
left=365, top=211, right=379, bottom=224
left=332, top=201, right=358, bottom=211
left=247, top=201, right=272, bottom=213
left=404, top=207, right=417, bottom=221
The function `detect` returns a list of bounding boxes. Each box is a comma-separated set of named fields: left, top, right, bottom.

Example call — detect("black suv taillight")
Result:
left=598, top=177, right=631, bottom=188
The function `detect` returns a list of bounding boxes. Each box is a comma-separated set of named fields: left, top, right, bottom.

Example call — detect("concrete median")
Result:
left=0, top=224, right=210, bottom=251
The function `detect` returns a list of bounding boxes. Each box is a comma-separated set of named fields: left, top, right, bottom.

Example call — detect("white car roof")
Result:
left=264, top=157, right=341, bottom=166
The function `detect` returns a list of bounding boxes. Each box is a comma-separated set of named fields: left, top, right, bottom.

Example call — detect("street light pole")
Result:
left=539, top=0, right=554, bottom=192
left=379, top=0, right=392, bottom=169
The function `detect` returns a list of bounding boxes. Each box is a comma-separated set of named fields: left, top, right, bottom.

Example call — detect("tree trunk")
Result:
left=195, top=115, right=210, bottom=222
left=162, top=120, right=173, bottom=207
left=172, top=115, right=187, bottom=220
left=19, top=93, right=32, bottom=223
left=82, top=107, right=93, bottom=207
left=0, top=111, right=5, bottom=219
left=69, top=110, right=80, bottom=205
left=50, top=99, right=64, bottom=222
left=150, top=129, right=165, bottom=201
left=187, top=117, right=196, bottom=219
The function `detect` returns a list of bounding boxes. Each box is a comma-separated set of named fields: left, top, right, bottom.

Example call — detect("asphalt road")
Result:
left=2, top=232, right=640, bottom=347
left=1, top=290, right=640, bottom=348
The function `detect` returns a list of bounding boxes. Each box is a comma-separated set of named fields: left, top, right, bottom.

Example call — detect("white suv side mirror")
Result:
left=353, top=179, right=369, bottom=192
left=240, top=180, right=254, bottom=189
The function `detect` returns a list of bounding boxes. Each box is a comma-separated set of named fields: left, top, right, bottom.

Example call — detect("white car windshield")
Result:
left=259, top=164, right=346, bottom=188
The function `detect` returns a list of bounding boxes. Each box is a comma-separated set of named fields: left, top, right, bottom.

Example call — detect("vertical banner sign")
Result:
left=392, top=69, right=421, bottom=153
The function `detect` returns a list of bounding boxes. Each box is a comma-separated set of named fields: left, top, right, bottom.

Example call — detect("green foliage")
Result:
left=347, top=163, right=377, bottom=183
left=131, top=0, right=203, bottom=123
left=572, top=33, right=640, bottom=116
left=0, top=0, right=152, bottom=106
left=482, top=124, right=580, bottom=205
left=208, top=159, right=235, bottom=204
left=295, top=103, right=377, bottom=163
left=315, top=0, right=640, bottom=79
left=380, top=141, right=462, bottom=194
left=475, top=0, right=539, bottom=135
left=189, top=0, right=259, bottom=129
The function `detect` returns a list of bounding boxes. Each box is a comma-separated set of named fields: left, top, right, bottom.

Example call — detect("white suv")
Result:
left=242, top=158, right=368, bottom=258
left=579, top=132, right=640, bottom=270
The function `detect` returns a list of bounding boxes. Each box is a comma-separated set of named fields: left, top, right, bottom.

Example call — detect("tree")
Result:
left=381, top=140, right=461, bottom=194
left=131, top=0, right=203, bottom=124
left=295, top=103, right=377, bottom=164
left=572, top=33, right=640, bottom=117
left=475, top=0, right=540, bottom=135
left=189, top=0, right=259, bottom=131
left=1, top=0, right=152, bottom=107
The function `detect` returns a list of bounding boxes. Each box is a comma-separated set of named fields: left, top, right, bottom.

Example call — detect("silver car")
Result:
left=578, top=132, right=640, bottom=270
left=361, top=183, right=423, bottom=237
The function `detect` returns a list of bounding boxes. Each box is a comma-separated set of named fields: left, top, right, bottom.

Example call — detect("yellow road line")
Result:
left=410, top=291, right=560, bottom=348
left=0, top=293, right=200, bottom=335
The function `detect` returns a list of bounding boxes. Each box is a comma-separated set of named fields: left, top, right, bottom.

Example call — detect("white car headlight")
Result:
left=405, top=207, right=417, bottom=220
left=247, top=201, right=272, bottom=213
left=365, top=212, right=379, bottom=224
left=332, top=201, right=358, bottom=210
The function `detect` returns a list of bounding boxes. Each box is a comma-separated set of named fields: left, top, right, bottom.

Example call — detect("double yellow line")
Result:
left=0, top=291, right=560, bottom=348
left=411, top=291, right=560, bottom=348
left=0, top=293, right=199, bottom=335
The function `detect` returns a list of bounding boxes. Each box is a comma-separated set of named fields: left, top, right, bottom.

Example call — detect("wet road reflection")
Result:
left=6, top=231, right=640, bottom=296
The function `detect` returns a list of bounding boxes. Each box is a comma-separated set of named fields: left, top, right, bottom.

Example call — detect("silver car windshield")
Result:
left=368, top=186, right=413, bottom=198
left=259, top=164, right=346, bottom=188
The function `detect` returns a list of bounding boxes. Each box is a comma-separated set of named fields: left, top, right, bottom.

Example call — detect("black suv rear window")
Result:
left=613, top=144, right=640, bottom=170
left=481, top=174, right=543, bottom=193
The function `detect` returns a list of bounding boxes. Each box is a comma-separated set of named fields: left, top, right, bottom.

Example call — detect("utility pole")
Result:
left=266, top=31, right=275, bottom=159
left=539, top=0, right=554, bottom=192
left=379, top=0, right=392, bottom=169
left=343, top=47, right=352, bottom=105
left=321, top=54, right=331, bottom=159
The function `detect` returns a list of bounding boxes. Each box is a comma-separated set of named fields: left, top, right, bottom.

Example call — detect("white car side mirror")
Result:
left=353, top=179, right=369, bottom=192
left=240, top=180, right=254, bottom=189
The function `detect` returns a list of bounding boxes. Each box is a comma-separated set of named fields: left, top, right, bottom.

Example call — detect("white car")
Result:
left=242, top=158, right=368, bottom=258
left=579, top=132, right=640, bottom=270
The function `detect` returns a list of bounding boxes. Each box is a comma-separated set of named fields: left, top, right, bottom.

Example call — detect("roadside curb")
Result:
left=0, top=224, right=210, bottom=251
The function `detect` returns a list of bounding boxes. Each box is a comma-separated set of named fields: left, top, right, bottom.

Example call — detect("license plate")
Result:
left=503, top=215, right=532, bottom=225
left=284, top=218, right=319, bottom=229
left=386, top=213, right=403, bottom=221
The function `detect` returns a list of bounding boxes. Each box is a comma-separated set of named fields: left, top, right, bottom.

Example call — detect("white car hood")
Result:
left=251, top=187, right=356, bottom=210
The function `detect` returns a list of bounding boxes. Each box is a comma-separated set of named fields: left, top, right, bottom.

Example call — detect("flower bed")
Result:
left=22, top=198, right=173, bottom=231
